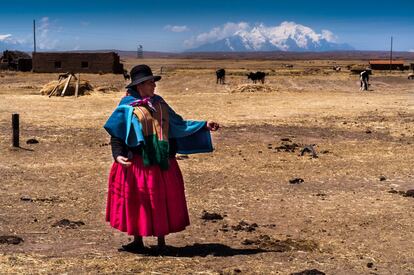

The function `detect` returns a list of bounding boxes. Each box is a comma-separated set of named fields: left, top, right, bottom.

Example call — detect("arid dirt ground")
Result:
left=0, top=58, right=413, bottom=274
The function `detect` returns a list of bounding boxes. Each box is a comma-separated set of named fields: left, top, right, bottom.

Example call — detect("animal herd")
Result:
left=215, top=69, right=266, bottom=85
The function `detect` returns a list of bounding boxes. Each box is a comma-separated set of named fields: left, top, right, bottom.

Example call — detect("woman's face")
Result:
left=137, top=79, right=156, bottom=97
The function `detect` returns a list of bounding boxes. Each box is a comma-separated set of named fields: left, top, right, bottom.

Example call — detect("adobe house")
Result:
left=0, top=50, right=32, bottom=71
left=32, top=52, right=124, bottom=73
left=369, top=60, right=406, bottom=70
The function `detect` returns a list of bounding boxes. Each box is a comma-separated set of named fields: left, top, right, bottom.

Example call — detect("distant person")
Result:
left=103, top=64, right=219, bottom=253
left=360, top=70, right=370, bottom=91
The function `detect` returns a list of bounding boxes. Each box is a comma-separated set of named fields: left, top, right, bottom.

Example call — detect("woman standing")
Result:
left=104, top=64, right=219, bottom=252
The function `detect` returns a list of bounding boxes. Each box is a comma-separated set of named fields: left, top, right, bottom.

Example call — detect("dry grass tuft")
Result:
left=94, top=86, right=120, bottom=93
left=230, top=84, right=276, bottom=93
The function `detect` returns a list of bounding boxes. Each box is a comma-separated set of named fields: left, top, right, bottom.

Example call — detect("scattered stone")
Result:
left=176, top=155, right=189, bottom=160
left=0, top=235, right=24, bottom=245
left=300, top=145, right=318, bottom=158
left=367, top=262, right=374, bottom=268
left=219, top=224, right=229, bottom=232
left=35, top=197, right=61, bottom=203
left=289, top=178, right=304, bottom=184
left=404, top=190, right=414, bottom=197
left=275, top=143, right=299, bottom=152
left=262, top=224, right=277, bottom=228
left=231, top=221, right=258, bottom=232
left=21, top=196, right=62, bottom=203
left=99, top=143, right=109, bottom=147
left=242, top=239, right=255, bottom=245
left=365, top=130, right=372, bottom=134
left=20, top=196, right=33, bottom=202
left=52, top=219, right=85, bottom=229
left=388, top=189, right=414, bottom=197
left=26, top=138, right=39, bottom=144
left=233, top=268, right=242, bottom=273
left=201, top=211, right=223, bottom=221
left=291, top=269, right=326, bottom=275
left=379, top=176, right=386, bottom=181
left=321, top=150, right=330, bottom=154
left=281, top=138, right=291, bottom=142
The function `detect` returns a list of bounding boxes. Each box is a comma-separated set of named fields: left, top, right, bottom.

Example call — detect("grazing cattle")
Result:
left=247, top=71, right=266, bottom=84
left=216, top=68, right=225, bottom=84
left=123, top=69, right=130, bottom=81
left=408, top=73, right=414, bottom=80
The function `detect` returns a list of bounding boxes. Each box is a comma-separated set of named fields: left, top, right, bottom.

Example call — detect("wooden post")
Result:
left=12, top=113, right=19, bottom=147
left=48, top=78, right=64, bottom=97
left=75, top=73, right=80, bottom=97
left=390, top=36, right=393, bottom=73
left=60, top=75, right=72, bottom=96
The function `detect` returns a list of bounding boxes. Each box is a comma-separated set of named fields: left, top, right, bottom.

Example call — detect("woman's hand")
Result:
left=116, top=156, right=132, bottom=167
left=206, top=120, right=220, bottom=131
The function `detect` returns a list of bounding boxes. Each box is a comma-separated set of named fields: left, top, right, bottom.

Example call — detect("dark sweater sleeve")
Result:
left=110, top=136, right=127, bottom=160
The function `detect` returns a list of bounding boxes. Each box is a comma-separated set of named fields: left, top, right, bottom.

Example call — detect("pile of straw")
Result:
left=40, top=80, right=94, bottom=96
left=230, top=84, right=276, bottom=93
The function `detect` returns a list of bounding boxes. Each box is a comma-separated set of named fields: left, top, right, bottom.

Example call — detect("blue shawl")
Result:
left=103, top=91, right=213, bottom=155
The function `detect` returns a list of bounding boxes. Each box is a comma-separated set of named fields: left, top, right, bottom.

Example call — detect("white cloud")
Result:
left=164, top=25, right=189, bottom=32
left=0, top=34, right=12, bottom=41
left=321, top=30, right=337, bottom=42
left=184, top=22, right=250, bottom=48
left=37, top=17, right=59, bottom=50
left=409, top=49, right=414, bottom=52
left=184, top=21, right=339, bottom=50
left=0, top=33, right=32, bottom=51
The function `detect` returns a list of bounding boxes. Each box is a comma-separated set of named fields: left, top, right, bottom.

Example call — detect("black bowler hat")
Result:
left=126, top=64, right=161, bottom=88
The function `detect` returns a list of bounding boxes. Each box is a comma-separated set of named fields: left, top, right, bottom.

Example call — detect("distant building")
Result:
left=369, top=60, right=405, bottom=70
left=32, top=52, right=124, bottom=73
left=0, top=50, right=32, bottom=71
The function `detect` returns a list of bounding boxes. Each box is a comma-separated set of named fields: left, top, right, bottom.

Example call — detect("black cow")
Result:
left=216, top=68, right=225, bottom=84
left=247, top=71, right=266, bottom=84
left=123, top=69, right=130, bottom=81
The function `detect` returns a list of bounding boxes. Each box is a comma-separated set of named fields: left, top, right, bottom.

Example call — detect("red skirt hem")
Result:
left=106, top=156, right=190, bottom=236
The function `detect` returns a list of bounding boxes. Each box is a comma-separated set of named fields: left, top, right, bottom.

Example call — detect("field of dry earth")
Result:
left=0, top=58, right=413, bottom=274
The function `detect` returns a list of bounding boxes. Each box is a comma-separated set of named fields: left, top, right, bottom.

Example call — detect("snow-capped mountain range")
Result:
left=186, top=21, right=353, bottom=52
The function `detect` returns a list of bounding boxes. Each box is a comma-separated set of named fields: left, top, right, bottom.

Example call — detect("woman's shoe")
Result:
left=118, top=241, right=147, bottom=253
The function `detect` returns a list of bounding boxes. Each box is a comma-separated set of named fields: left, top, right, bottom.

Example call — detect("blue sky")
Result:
left=1, top=0, right=413, bottom=52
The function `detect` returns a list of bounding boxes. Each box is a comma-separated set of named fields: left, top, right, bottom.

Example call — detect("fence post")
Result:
left=12, top=113, right=19, bottom=147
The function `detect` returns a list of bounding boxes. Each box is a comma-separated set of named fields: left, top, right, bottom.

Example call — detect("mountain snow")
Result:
left=187, top=21, right=353, bottom=52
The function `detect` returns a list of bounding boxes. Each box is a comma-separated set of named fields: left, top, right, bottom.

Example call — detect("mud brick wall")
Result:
left=32, top=52, right=123, bottom=74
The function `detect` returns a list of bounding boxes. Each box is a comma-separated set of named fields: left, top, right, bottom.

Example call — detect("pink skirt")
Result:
left=106, top=155, right=190, bottom=236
